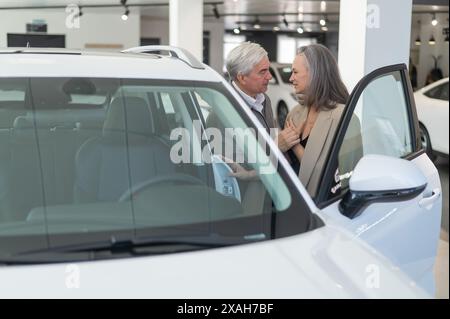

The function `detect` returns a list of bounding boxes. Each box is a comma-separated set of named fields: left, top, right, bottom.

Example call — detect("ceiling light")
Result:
left=415, top=20, right=421, bottom=45
left=320, top=1, right=327, bottom=12
left=320, top=17, right=327, bottom=26
left=431, top=13, right=438, bottom=26
left=233, top=27, right=240, bottom=34
left=254, top=16, right=261, bottom=29
left=273, top=26, right=280, bottom=32
left=429, top=35, right=436, bottom=45
left=415, top=36, right=421, bottom=46
left=321, top=26, right=328, bottom=32
left=297, top=26, right=304, bottom=34
left=121, top=7, right=129, bottom=21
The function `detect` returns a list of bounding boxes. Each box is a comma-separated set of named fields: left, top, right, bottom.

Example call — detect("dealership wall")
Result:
left=410, top=12, right=449, bottom=89
left=141, top=17, right=224, bottom=73
left=0, top=9, right=140, bottom=51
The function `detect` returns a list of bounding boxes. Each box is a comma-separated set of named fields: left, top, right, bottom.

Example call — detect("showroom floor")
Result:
left=434, top=157, right=448, bottom=299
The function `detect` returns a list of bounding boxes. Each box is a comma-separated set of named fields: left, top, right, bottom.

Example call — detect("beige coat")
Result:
left=286, top=103, right=362, bottom=197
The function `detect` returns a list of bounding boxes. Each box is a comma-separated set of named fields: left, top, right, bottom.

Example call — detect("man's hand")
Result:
left=221, top=156, right=258, bottom=181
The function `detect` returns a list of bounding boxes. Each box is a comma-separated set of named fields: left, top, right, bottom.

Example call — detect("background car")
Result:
left=414, top=77, right=449, bottom=161
left=266, top=62, right=299, bottom=128
left=0, top=47, right=441, bottom=298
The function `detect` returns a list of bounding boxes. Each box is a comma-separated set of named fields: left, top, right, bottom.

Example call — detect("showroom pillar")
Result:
left=169, top=0, right=203, bottom=61
left=338, top=0, right=413, bottom=90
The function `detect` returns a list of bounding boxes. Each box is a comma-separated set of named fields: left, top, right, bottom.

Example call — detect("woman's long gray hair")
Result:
left=297, top=44, right=349, bottom=111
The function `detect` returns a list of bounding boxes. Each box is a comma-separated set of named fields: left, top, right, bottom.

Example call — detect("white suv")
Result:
left=266, top=62, right=299, bottom=128
left=0, top=47, right=441, bottom=298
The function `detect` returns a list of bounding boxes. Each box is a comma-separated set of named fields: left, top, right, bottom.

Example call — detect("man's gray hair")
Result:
left=226, top=42, right=268, bottom=81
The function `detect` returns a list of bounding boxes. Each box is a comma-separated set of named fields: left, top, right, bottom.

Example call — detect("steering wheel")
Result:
left=119, top=173, right=205, bottom=202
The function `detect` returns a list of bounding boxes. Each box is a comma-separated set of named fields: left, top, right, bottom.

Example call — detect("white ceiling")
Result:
left=0, top=0, right=448, bottom=32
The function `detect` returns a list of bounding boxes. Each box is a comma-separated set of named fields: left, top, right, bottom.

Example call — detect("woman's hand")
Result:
left=285, top=118, right=305, bottom=138
left=285, top=118, right=306, bottom=161
left=277, top=121, right=301, bottom=152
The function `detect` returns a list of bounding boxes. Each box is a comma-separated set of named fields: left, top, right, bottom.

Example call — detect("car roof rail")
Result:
left=122, top=45, right=205, bottom=70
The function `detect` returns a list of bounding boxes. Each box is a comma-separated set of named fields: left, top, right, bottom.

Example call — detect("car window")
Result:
left=277, top=66, right=292, bottom=84
left=439, top=82, right=448, bottom=101
left=0, top=77, right=320, bottom=262
left=329, top=71, right=414, bottom=197
left=424, top=82, right=448, bottom=101
left=269, top=67, right=278, bottom=85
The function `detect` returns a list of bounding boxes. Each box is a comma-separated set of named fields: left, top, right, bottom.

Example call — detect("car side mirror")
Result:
left=339, top=154, right=427, bottom=219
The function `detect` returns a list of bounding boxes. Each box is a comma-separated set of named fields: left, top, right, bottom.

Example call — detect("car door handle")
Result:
left=419, top=188, right=441, bottom=209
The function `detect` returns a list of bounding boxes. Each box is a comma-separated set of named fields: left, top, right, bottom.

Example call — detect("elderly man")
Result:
left=225, top=42, right=299, bottom=153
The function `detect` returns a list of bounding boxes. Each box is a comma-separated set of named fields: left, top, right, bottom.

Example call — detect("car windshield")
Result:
left=0, top=77, right=321, bottom=262
left=277, top=66, right=293, bottom=84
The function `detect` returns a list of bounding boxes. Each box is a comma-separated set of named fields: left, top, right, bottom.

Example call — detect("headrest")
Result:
left=28, top=81, right=70, bottom=110
left=103, top=96, right=154, bottom=137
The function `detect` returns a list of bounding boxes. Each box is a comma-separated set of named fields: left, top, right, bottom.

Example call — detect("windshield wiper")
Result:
left=8, top=234, right=257, bottom=260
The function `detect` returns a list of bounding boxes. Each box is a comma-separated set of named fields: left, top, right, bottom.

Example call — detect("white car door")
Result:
left=316, top=64, right=442, bottom=294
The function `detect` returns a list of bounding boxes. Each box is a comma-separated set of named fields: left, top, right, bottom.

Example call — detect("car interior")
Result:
left=0, top=77, right=291, bottom=234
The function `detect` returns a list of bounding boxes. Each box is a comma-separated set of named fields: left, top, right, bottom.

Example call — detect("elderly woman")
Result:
left=283, top=44, right=361, bottom=196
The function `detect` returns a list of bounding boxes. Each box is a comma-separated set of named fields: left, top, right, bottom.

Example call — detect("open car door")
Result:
left=317, top=64, right=442, bottom=295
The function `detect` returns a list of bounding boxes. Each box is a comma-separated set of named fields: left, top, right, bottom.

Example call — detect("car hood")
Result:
left=0, top=225, right=428, bottom=298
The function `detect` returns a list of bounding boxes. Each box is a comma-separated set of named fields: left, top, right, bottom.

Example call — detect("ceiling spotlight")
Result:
left=213, top=5, right=220, bottom=19
left=233, top=27, right=240, bottom=34
left=319, top=17, right=327, bottom=26
left=254, top=16, right=261, bottom=29
left=297, top=26, right=304, bottom=34
left=121, top=7, right=129, bottom=21
left=431, top=14, right=438, bottom=26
